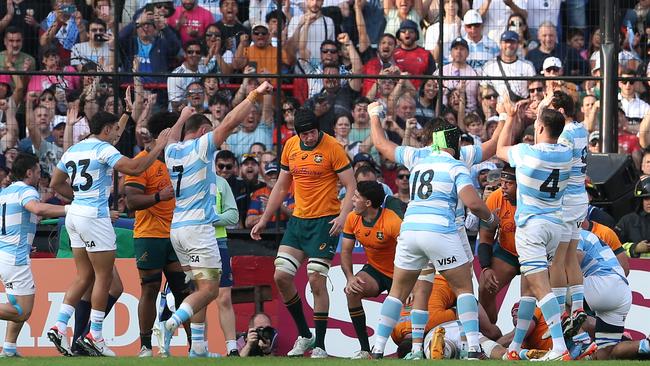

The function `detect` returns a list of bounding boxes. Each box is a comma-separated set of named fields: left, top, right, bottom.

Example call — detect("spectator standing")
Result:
left=216, top=0, right=248, bottom=55
left=167, top=0, right=215, bottom=45
left=0, top=0, right=48, bottom=57
left=393, top=20, right=435, bottom=90
left=525, top=22, right=567, bottom=74
left=0, top=27, right=36, bottom=73
left=118, top=12, right=181, bottom=84
left=361, top=33, right=397, bottom=96
left=39, top=0, right=88, bottom=63
left=462, top=10, right=499, bottom=72
left=482, top=30, right=535, bottom=102
left=288, top=0, right=335, bottom=66
left=70, top=19, right=114, bottom=71
left=246, top=161, right=294, bottom=229
left=167, top=41, right=215, bottom=111
left=435, top=38, right=479, bottom=112
left=424, top=0, right=463, bottom=64
left=383, top=0, right=424, bottom=47
left=472, top=0, right=527, bottom=43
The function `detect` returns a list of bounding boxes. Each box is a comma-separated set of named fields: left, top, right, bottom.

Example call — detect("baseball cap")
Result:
left=589, top=131, right=600, bottom=142
left=252, top=23, right=269, bottom=31
left=450, top=37, right=469, bottom=50
left=500, top=30, right=519, bottom=42
left=591, top=58, right=601, bottom=75
left=352, top=152, right=375, bottom=166
left=463, top=9, right=482, bottom=25
left=51, top=115, right=66, bottom=130
left=241, top=153, right=258, bottom=165
left=542, top=57, right=562, bottom=72
left=264, top=161, right=279, bottom=175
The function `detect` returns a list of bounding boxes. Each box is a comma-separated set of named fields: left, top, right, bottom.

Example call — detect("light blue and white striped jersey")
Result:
left=56, top=138, right=123, bottom=218
left=395, top=146, right=473, bottom=234
left=508, top=143, right=572, bottom=226
left=403, top=145, right=482, bottom=227
left=558, top=121, right=589, bottom=204
left=578, top=229, right=627, bottom=283
left=165, top=131, right=219, bottom=229
left=0, top=182, right=39, bottom=266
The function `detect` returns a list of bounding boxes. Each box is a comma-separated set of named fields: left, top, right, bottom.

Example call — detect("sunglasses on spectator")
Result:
left=253, top=30, right=268, bottom=36
left=188, top=89, right=204, bottom=95
left=483, top=94, right=498, bottom=100
left=397, top=174, right=410, bottom=180
left=136, top=22, right=155, bottom=28
left=283, top=107, right=295, bottom=113
left=321, top=48, right=338, bottom=54
left=465, top=23, right=481, bottom=28
left=217, top=163, right=233, bottom=170
left=529, top=87, right=544, bottom=93
left=628, top=117, right=642, bottom=124
left=186, top=49, right=201, bottom=55
left=205, top=32, right=221, bottom=38
left=620, top=80, right=634, bottom=85
left=545, top=67, right=560, bottom=73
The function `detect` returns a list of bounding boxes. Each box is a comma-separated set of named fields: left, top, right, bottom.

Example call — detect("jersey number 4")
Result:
left=540, top=168, right=560, bottom=198
left=66, top=159, right=93, bottom=192
left=410, top=169, right=435, bottom=200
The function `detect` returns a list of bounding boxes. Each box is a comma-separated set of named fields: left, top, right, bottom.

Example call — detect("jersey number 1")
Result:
left=410, top=169, right=435, bottom=200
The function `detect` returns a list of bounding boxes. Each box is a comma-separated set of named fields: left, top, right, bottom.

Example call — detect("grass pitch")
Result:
left=0, top=358, right=648, bottom=365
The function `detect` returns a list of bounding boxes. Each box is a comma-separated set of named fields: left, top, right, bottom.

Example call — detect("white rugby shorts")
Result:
left=515, top=218, right=564, bottom=275
left=66, top=214, right=116, bottom=252
left=395, top=230, right=468, bottom=272
left=170, top=224, right=222, bottom=269
left=0, top=263, right=35, bottom=296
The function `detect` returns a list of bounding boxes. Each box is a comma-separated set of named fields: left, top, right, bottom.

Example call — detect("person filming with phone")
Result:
left=71, top=18, right=114, bottom=71
left=39, top=0, right=88, bottom=63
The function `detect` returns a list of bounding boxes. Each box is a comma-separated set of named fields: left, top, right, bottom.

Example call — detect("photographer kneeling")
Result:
left=239, top=313, right=278, bottom=356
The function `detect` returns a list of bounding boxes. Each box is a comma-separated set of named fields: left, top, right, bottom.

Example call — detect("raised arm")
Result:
left=63, top=101, right=80, bottom=151
left=25, top=92, right=41, bottom=151
left=213, top=81, right=274, bottom=147
left=339, top=33, right=363, bottom=92
left=353, top=0, right=370, bottom=54
left=3, top=98, right=18, bottom=150
left=368, top=101, right=399, bottom=161
left=495, top=109, right=515, bottom=162
left=113, top=129, right=171, bottom=176
left=479, top=116, right=506, bottom=161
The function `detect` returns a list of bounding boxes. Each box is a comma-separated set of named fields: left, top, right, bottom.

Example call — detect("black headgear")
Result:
left=635, top=176, right=650, bottom=198
left=294, top=108, right=319, bottom=134
left=430, top=122, right=461, bottom=159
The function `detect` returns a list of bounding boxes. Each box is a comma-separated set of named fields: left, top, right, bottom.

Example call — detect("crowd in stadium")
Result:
left=2, top=0, right=650, bottom=361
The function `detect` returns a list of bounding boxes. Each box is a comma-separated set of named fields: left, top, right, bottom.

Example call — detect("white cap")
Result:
left=542, top=57, right=562, bottom=71
left=463, top=9, right=482, bottom=25
left=251, top=22, right=269, bottom=31
left=591, top=58, right=601, bottom=75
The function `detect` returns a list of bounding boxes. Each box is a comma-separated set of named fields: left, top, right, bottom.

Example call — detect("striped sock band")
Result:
left=89, top=309, right=105, bottom=340
left=457, top=293, right=480, bottom=352
left=374, top=296, right=402, bottom=355
left=509, top=296, right=536, bottom=352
